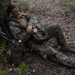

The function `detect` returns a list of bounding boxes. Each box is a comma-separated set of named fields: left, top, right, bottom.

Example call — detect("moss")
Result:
left=0, top=70, right=6, bottom=75
left=0, top=38, right=6, bottom=50
left=16, top=61, right=26, bottom=73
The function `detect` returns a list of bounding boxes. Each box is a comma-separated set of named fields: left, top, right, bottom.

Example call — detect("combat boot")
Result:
left=60, top=44, right=75, bottom=53
left=56, top=52, right=75, bottom=67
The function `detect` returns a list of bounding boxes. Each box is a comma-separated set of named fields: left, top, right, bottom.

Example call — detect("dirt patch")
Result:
left=1, top=0, right=75, bottom=75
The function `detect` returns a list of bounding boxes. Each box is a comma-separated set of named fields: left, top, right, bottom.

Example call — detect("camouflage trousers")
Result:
left=26, top=25, right=75, bottom=67
left=43, top=24, right=66, bottom=46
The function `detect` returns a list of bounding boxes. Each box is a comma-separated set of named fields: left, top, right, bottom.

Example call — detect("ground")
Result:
left=0, top=0, right=75, bottom=75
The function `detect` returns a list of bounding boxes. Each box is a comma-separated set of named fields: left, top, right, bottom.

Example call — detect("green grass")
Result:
left=0, top=70, right=6, bottom=75
left=16, top=61, right=26, bottom=73
left=56, top=0, right=75, bottom=13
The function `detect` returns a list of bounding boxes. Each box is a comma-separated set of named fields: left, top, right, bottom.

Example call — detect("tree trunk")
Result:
left=0, top=0, right=11, bottom=17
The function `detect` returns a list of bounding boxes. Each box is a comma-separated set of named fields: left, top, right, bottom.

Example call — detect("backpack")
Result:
left=0, top=16, right=12, bottom=44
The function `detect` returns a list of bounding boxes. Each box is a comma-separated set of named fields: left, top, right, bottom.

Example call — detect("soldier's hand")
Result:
left=33, top=28, right=38, bottom=33
left=26, top=25, right=32, bottom=33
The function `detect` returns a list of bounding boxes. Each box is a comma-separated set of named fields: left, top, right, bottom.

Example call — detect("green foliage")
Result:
left=57, top=0, right=75, bottom=13
left=11, top=0, right=36, bottom=12
left=43, top=55, right=47, bottom=60
left=0, top=70, right=6, bottom=75
left=0, top=38, right=8, bottom=63
left=11, top=0, right=19, bottom=3
left=28, top=5, right=36, bottom=12
left=16, top=61, right=26, bottom=72
left=0, top=38, right=6, bottom=50
left=19, top=1, right=29, bottom=11
left=19, top=1, right=36, bottom=12
left=3, top=56, right=8, bottom=63
left=67, top=37, right=75, bottom=43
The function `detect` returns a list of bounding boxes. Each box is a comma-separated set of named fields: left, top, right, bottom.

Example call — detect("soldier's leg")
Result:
left=46, top=25, right=66, bottom=46
left=45, top=25, right=75, bottom=53
left=27, top=41, right=75, bottom=67
left=45, top=25, right=66, bottom=46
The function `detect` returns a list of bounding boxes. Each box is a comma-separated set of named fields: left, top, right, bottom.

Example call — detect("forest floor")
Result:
left=0, top=0, right=75, bottom=75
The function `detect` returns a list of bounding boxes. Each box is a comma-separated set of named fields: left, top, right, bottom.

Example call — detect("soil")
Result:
left=1, top=0, right=75, bottom=75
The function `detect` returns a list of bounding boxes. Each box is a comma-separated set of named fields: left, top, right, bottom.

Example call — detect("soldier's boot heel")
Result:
left=56, top=52, right=75, bottom=67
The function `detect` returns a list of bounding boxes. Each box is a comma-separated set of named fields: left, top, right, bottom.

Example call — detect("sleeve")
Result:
left=24, top=14, right=42, bottom=30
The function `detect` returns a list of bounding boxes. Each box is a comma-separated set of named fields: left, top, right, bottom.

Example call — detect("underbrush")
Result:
left=57, top=0, right=75, bottom=13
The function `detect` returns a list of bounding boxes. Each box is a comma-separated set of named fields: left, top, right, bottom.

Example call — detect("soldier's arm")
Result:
left=28, top=17, right=41, bottom=30
left=24, top=14, right=42, bottom=30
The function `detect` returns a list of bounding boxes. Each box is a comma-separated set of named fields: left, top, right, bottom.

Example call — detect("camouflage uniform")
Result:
left=8, top=14, right=75, bottom=67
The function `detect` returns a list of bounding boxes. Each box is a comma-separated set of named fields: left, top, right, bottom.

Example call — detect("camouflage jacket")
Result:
left=8, top=13, right=42, bottom=43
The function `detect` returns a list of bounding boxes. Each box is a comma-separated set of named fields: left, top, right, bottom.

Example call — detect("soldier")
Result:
left=7, top=3, right=75, bottom=67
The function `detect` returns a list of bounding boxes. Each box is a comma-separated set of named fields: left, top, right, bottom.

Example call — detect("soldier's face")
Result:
left=11, top=7, right=20, bottom=16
